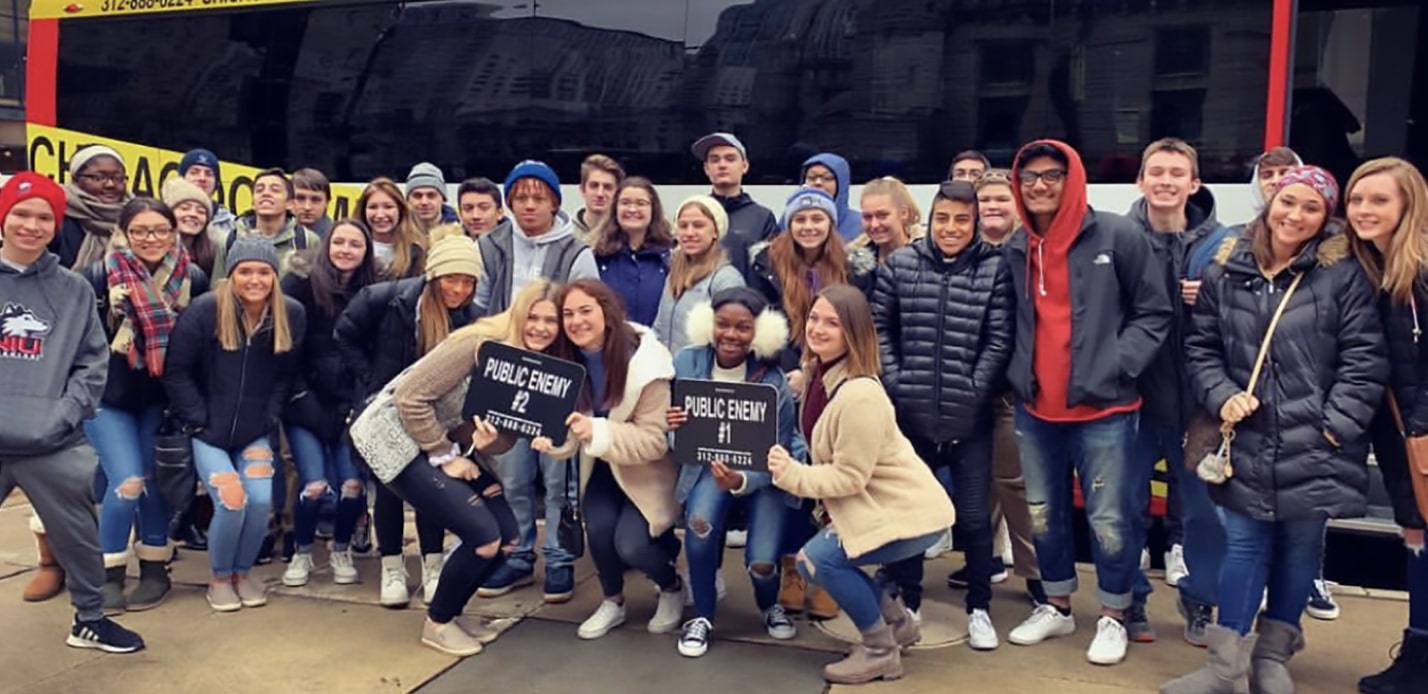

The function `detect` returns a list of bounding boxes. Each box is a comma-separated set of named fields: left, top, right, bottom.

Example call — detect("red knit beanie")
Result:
left=0, top=172, right=67, bottom=230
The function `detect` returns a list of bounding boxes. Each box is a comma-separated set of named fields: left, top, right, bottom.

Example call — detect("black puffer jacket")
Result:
left=281, top=269, right=368, bottom=437
left=83, top=262, right=209, bottom=413
left=162, top=293, right=307, bottom=450
left=1187, top=232, right=1387, bottom=521
left=1370, top=262, right=1428, bottom=529
left=871, top=236, right=1013, bottom=442
left=747, top=240, right=877, bottom=371
left=334, top=276, right=479, bottom=398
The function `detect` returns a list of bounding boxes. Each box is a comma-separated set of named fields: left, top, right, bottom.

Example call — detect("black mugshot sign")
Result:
left=672, top=379, right=778, bottom=472
left=465, top=342, right=586, bottom=447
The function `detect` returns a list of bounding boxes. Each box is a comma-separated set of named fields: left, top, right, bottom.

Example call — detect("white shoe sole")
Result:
left=281, top=575, right=310, bottom=587
left=677, top=641, right=709, bottom=657
left=421, top=636, right=483, bottom=657
left=1306, top=605, right=1340, bottom=620
left=648, top=618, right=681, bottom=634
left=1008, top=624, right=1074, bottom=646
left=66, top=634, right=143, bottom=654
left=380, top=594, right=410, bottom=608
left=968, top=637, right=1000, bottom=651
left=1087, top=648, right=1127, bottom=666
left=207, top=598, right=242, bottom=613
left=578, top=614, right=626, bottom=640
left=333, top=573, right=359, bottom=586
left=767, top=627, right=797, bottom=641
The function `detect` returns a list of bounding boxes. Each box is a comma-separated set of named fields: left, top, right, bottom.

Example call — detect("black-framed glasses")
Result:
left=128, top=226, right=174, bottom=240
left=77, top=172, right=128, bottom=185
left=1018, top=169, right=1066, bottom=186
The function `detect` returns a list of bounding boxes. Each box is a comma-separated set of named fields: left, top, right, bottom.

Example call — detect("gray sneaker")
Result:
left=422, top=618, right=484, bottom=656
left=207, top=581, right=242, bottom=612
left=1125, top=604, right=1156, bottom=643
left=1177, top=593, right=1214, bottom=648
left=233, top=576, right=268, bottom=608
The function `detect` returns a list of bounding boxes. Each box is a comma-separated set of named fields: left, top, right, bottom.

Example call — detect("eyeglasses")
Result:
left=804, top=173, right=836, bottom=185
left=77, top=173, right=128, bottom=185
left=128, top=226, right=174, bottom=240
left=618, top=199, right=652, bottom=209
left=1018, top=169, right=1066, bottom=186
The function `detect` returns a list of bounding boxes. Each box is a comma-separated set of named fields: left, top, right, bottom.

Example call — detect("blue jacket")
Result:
left=672, top=345, right=806, bottom=507
left=597, top=244, right=670, bottom=328
left=801, top=153, right=862, bottom=242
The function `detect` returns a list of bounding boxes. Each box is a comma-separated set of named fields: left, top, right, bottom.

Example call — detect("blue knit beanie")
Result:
left=503, top=160, right=561, bottom=205
left=180, top=149, right=221, bottom=180
left=780, top=187, right=839, bottom=229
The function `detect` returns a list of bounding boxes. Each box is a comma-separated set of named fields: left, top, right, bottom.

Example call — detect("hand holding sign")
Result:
left=671, top=379, right=778, bottom=472
left=466, top=342, right=586, bottom=446
left=767, top=444, right=793, bottom=480
left=709, top=460, right=744, bottom=493
left=469, top=416, right=500, bottom=451
left=666, top=406, right=688, bottom=431
left=566, top=412, right=595, bottom=444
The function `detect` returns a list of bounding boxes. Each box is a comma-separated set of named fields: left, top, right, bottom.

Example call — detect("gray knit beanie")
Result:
left=225, top=236, right=280, bottom=276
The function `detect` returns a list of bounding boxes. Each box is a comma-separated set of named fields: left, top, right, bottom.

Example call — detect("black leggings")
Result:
left=388, top=460, right=518, bottom=623
left=584, top=460, right=680, bottom=598
left=373, top=480, right=446, bottom=557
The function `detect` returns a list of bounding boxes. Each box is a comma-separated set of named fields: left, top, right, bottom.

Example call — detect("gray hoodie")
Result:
left=1248, top=150, right=1304, bottom=217
left=0, top=252, right=108, bottom=457
left=475, top=210, right=600, bottom=315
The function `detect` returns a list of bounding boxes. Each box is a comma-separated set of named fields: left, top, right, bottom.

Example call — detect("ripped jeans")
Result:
left=286, top=425, right=364, bottom=553
left=683, top=471, right=787, bottom=620
left=193, top=436, right=275, bottom=579
left=84, top=404, right=169, bottom=554
left=1015, top=405, right=1139, bottom=609
left=797, top=528, right=943, bottom=632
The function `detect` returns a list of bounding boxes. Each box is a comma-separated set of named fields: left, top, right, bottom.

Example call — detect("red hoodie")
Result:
left=1012, top=140, right=1140, bottom=422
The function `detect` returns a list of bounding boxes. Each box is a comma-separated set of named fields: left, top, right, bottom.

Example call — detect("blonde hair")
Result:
left=449, top=279, right=563, bottom=351
left=214, top=276, right=294, bottom=353
left=861, top=176, right=922, bottom=229
left=415, top=277, right=477, bottom=357
left=668, top=200, right=728, bottom=298
left=359, top=178, right=428, bottom=279
left=1346, top=157, right=1428, bottom=305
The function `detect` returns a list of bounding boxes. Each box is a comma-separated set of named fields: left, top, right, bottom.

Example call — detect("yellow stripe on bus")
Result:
left=27, top=123, right=363, bottom=219
left=30, top=0, right=323, bottom=21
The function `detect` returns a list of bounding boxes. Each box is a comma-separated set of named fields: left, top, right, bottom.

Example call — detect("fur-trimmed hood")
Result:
left=682, top=300, right=790, bottom=361
left=1212, top=221, right=1350, bottom=272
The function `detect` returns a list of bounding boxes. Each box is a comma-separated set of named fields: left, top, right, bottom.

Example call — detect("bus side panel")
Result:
left=25, top=19, right=58, bottom=127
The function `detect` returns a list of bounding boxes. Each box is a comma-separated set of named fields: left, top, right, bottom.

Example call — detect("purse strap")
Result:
left=563, top=455, right=580, bottom=513
left=1244, top=272, right=1305, bottom=399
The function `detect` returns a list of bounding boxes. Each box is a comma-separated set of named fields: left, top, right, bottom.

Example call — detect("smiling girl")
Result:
left=654, top=195, right=745, bottom=353
left=358, top=177, right=427, bottom=280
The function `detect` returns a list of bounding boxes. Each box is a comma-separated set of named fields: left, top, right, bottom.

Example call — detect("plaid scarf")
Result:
left=105, top=234, right=192, bottom=376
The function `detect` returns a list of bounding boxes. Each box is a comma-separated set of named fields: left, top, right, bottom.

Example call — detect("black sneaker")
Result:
left=280, top=531, right=296, bottom=564
left=1026, top=579, right=1048, bottom=606
left=946, top=562, right=1009, bottom=589
left=68, top=616, right=145, bottom=654
left=1125, top=603, right=1156, bottom=643
left=1177, top=593, right=1214, bottom=648
left=254, top=534, right=276, bottom=566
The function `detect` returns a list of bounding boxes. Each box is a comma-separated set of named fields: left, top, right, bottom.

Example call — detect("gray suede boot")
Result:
left=1251, top=618, right=1305, bottom=694
left=879, top=588, right=920, bottom=647
left=823, top=621, right=904, bottom=684
left=1160, top=625, right=1257, bottom=694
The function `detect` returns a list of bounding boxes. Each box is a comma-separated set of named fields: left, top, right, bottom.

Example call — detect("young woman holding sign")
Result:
left=534, top=279, right=683, bottom=640
left=348, top=282, right=566, bottom=656
left=666, top=286, right=807, bottom=657
left=768, top=284, right=956, bottom=685
left=337, top=235, right=482, bottom=607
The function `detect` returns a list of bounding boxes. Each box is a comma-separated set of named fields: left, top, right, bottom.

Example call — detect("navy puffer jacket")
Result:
left=1186, top=231, right=1387, bottom=521
left=872, top=236, right=1013, bottom=442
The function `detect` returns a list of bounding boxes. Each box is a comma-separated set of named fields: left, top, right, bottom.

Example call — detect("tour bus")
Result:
left=20, top=0, right=1426, bottom=578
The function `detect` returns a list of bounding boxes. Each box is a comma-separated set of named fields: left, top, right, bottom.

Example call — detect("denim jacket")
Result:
left=672, top=345, right=807, bottom=508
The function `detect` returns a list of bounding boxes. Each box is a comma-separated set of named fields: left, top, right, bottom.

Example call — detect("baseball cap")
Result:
left=692, top=132, right=747, bottom=161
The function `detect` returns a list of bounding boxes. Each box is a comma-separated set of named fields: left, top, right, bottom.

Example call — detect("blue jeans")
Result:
left=1131, top=418, right=1224, bottom=608
left=491, top=438, right=577, bottom=573
left=193, top=436, right=274, bottom=578
left=1410, top=541, right=1428, bottom=634
left=683, top=471, right=787, bottom=619
left=798, top=528, right=943, bottom=631
left=286, top=425, right=363, bottom=552
left=83, top=404, right=169, bottom=553
left=1015, top=406, right=1139, bottom=609
left=1216, top=508, right=1325, bottom=635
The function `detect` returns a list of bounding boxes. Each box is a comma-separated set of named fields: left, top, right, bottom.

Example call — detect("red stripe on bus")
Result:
left=1264, top=0, right=1293, bottom=149
left=26, top=19, right=59, bottom=127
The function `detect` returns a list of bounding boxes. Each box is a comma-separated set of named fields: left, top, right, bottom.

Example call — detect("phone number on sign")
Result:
left=489, top=412, right=542, bottom=438
left=696, top=449, right=755, bottom=468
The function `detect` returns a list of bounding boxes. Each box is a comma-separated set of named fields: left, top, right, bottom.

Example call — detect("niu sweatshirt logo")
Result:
left=0, top=303, right=51, bottom=360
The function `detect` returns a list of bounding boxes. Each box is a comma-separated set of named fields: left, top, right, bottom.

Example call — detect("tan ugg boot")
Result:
left=823, top=622, right=904, bottom=684
left=22, top=532, right=66, bottom=602
left=1159, top=625, right=1257, bottom=694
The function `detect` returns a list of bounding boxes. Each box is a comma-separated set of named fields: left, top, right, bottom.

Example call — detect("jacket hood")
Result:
left=513, top=210, right=577, bottom=248
left=236, top=212, right=301, bottom=244
left=1011, top=139, right=1089, bottom=241
left=1213, top=221, right=1351, bottom=274
left=682, top=300, right=790, bottom=360
left=1250, top=151, right=1304, bottom=214
left=0, top=250, right=60, bottom=277
left=801, top=153, right=861, bottom=242
left=1127, top=186, right=1220, bottom=238
left=714, top=191, right=757, bottom=212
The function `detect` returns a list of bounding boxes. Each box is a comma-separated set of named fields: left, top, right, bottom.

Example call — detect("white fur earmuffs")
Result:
left=683, top=300, right=789, bottom=361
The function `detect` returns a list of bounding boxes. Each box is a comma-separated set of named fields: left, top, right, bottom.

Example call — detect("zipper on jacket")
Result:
left=934, top=270, right=952, bottom=424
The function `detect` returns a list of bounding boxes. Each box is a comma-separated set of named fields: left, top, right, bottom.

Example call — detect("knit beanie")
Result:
left=780, top=187, right=839, bottom=229
left=1272, top=165, right=1340, bottom=216
left=70, top=145, right=126, bottom=178
left=0, top=172, right=68, bottom=229
left=179, top=149, right=221, bottom=180
left=425, top=235, right=482, bottom=280
left=161, top=177, right=213, bottom=218
left=503, top=160, right=562, bottom=205
left=676, top=195, right=729, bottom=239
left=711, top=286, right=768, bottom=317
left=406, top=162, right=447, bottom=200
left=225, top=236, right=280, bottom=276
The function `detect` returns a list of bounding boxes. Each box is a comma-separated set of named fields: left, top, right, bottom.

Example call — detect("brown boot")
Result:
left=879, top=590, right=920, bottom=647
left=23, top=532, right=66, bottom=603
left=778, top=556, right=807, bottom=613
left=823, top=622, right=904, bottom=684
left=808, top=585, right=840, bottom=620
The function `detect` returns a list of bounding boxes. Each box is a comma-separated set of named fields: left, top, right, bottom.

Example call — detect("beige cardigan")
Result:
left=774, top=360, right=956, bottom=559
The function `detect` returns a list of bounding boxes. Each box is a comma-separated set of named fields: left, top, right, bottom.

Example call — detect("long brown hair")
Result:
left=1345, top=157, right=1428, bottom=306
left=1246, top=192, right=1335, bottom=272
left=556, top=279, right=639, bottom=412
left=214, top=274, right=294, bottom=354
left=770, top=212, right=848, bottom=343
left=415, top=276, right=475, bottom=357
left=667, top=199, right=728, bottom=298
left=359, top=178, right=427, bottom=279
left=590, top=177, right=674, bottom=257
left=804, top=283, right=880, bottom=378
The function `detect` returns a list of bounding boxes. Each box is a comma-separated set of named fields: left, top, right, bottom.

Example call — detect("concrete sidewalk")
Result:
left=0, top=497, right=1411, bottom=694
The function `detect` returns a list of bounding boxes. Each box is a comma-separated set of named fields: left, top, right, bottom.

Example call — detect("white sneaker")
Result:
left=649, top=588, right=685, bottom=634
left=1008, top=604, right=1076, bottom=646
left=379, top=555, right=410, bottom=607
left=907, top=608, right=923, bottom=627
left=725, top=529, right=747, bottom=548
left=283, top=552, right=315, bottom=587
left=420, top=553, right=444, bottom=606
left=967, top=608, right=1000, bottom=651
left=924, top=528, right=954, bottom=559
left=330, top=549, right=358, bottom=585
left=578, top=599, right=627, bottom=640
left=1140, top=548, right=1151, bottom=572
left=1086, top=616, right=1128, bottom=665
left=1165, top=544, right=1188, bottom=588
left=678, top=617, right=712, bottom=657
left=680, top=569, right=727, bottom=607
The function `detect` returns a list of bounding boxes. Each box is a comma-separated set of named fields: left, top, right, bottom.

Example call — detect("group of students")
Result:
left=1, top=130, right=1426, bottom=692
